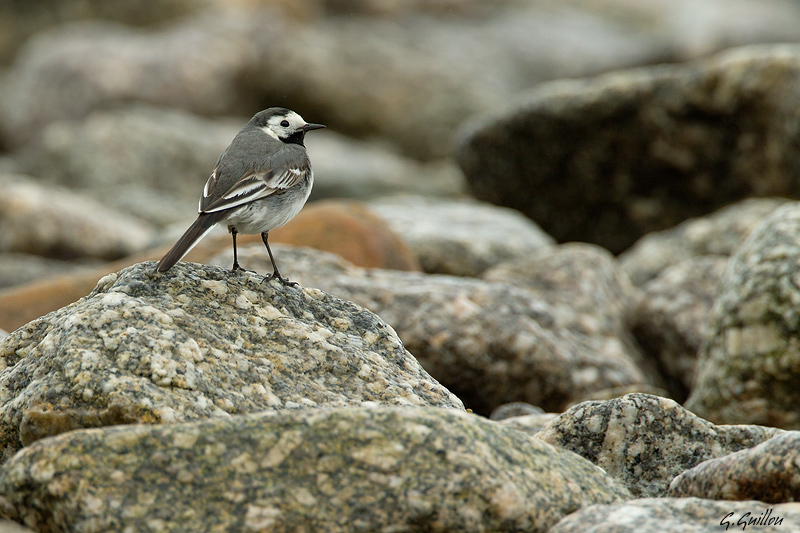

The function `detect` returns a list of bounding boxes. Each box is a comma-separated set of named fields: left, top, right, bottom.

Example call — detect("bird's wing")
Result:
left=200, top=160, right=310, bottom=214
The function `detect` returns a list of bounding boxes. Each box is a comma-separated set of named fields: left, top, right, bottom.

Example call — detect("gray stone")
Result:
left=630, top=256, right=728, bottom=399
left=456, top=45, right=800, bottom=253
left=0, top=10, right=271, bottom=147
left=483, top=243, right=635, bottom=338
left=0, top=261, right=462, bottom=462
left=0, top=406, right=631, bottom=532
left=550, top=498, right=800, bottom=533
left=19, top=105, right=240, bottom=200
left=212, top=245, right=650, bottom=415
left=537, top=394, right=782, bottom=498
left=250, top=1, right=800, bottom=160
left=6, top=2, right=800, bottom=159
left=620, top=197, right=787, bottom=285
left=368, top=195, right=554, bottom=276
left=0, top=253, right=96, bottom=290
left=483, top=244, right=664, bottom=389
left=0, top=173, right=153, bottom=260
left=669, top=431, right=800, bottom=502
left=307, top=134, right=465, bottom=200
left=0, top=0, right=208, bottom=64
left=686, top=202, right=800, bottom=428
left=496, top=413, right=560, bottom=436
left=490, top=401, right=544, bottom=421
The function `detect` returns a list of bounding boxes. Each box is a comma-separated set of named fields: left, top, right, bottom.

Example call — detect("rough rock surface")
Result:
left=457, top=45, right=800, bottom=253
left=368, top=195, right=554, bottom=276
left=550, top=498, right=800, bottom=533
left=0, top=261, right=462, bottom=462
left=483, top=243, right=661, bottom=386
left=669, top=431, right=800, bottom=502
left=0, top=407, right=631, bottom=533
left=630, top=256, right=728, bottom=399
left=214, top=245, right=650, bottom=415
left=620, top=197, right=787, bottom=285
left=537, top=394, right=782, bottom=497
left=686, top=202, right=800, bottom=428
left=0, top=173, right=153, bottom=260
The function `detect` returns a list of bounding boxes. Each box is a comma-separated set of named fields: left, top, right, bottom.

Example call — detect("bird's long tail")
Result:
left=157, top=212, right=225, bottom=272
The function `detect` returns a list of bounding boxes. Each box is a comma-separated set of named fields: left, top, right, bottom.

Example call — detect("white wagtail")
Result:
left=157, top=107, right=325, bottom=285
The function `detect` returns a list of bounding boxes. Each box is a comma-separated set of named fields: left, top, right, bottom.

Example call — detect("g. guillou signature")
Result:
left=720, top=508, right=784, bottom=530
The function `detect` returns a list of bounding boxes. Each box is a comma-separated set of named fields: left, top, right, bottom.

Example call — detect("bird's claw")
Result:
left=231, top=263, right=256, bottom=274
left=263, top=272, right=298, bottom=287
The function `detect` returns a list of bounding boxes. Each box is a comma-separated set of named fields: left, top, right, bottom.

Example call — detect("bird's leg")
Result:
left=261, top=232, right=297, bottom=286
left=229, top=227, right=255, bottom=273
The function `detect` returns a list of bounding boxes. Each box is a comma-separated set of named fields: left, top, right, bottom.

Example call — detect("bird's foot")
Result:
left=263, top=271, right=299, bottom=287
left=231, top=262, right=256, bottom=274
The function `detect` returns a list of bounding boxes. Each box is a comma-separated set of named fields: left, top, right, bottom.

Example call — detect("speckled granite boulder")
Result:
left=367, top=195, right=554, bottom=276
left=482, top=243, right=658, bottom=384
left=620, top=197, right=787, bottom=285
left=216, top=245, right=650, bottom=415
left=537, top=394, right=782, bottom=497
left=457, top=43, right=800, bottom=253
left=630, top=256, right=728, bottom=400
left=550, top=498, right=800, bottom=533
left=686, top=202, right=800, bottom=428
left=669, top=431, right=800, bottom=502
left=0, top=173, right=153, bottom=260
left=0, top=406, right=631, bottom=533
left=0, top=261, right=463, bottom=462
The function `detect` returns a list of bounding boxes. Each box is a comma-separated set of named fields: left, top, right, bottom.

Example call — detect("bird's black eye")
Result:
left=280, top=120, right=290, bottom=127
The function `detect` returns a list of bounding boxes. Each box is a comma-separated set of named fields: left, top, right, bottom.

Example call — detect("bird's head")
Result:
left=251, top=107, right=325, bottom=146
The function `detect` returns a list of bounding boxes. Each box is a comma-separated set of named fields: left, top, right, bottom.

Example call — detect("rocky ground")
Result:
left=3, top=0, right=800, bottom=531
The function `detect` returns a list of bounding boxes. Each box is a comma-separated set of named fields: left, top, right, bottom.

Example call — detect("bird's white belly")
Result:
left=224, top=177, right=312, bottom=234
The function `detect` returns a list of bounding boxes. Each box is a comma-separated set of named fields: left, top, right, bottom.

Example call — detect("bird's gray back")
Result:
left=209, top=128, right=310, bottom=201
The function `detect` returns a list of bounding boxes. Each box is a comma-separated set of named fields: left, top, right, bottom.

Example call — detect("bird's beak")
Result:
left=302, top=123, right=326, bottom=131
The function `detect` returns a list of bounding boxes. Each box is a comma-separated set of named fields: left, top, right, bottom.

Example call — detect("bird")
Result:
left=157, top=107, right=325, bottom=285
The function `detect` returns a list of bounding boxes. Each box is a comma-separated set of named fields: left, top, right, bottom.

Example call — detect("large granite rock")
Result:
left=457, top=45, right=800, bottom=253
left=213, top=245, right=650, bottom=415
left=537, top=394, right=782, bottom=498
left=0, top=407, right=630, bottom=532
left=551, top=498, right=800, bottom=533
left=686, top=202, right=800, bottom=428
left=367, top=195, right=554, bottom=277
left=620, top=197, right=787, bottom=285
left=630, top=256, right=728, bottom=399
left=669, top=431, right=800, bottom=502
left=483, top=243, right=661, bottom=387
left=0, top=261, right=462, bottom=462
